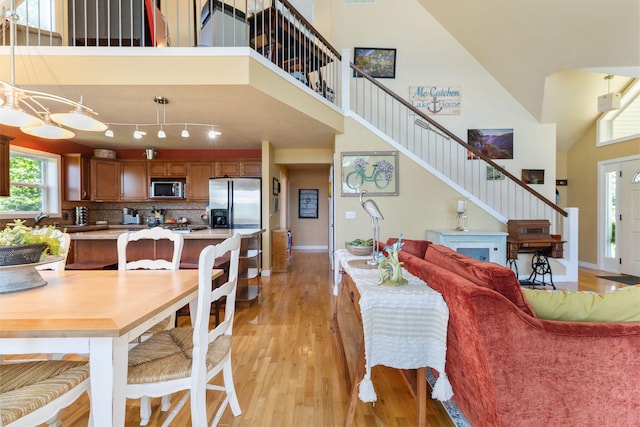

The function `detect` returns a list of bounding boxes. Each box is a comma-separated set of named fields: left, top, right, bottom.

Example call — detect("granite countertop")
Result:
left=67, top=227, right=264, bottom=240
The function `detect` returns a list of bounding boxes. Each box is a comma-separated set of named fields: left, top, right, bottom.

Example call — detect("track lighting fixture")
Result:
left=105, top=96, right=221, bottom=140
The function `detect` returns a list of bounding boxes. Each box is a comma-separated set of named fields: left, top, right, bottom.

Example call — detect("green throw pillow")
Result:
left=522, top=286, right=640, bottom=322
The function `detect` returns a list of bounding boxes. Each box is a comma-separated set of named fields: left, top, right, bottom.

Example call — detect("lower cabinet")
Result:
left=272, top=229, right=291, bottom=272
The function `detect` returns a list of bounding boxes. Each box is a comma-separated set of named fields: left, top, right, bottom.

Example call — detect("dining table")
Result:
left=0, top=268, right=219, bottom=427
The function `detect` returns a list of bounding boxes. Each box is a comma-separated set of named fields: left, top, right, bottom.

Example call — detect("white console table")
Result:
left=426, top=230, right=507, bottom=265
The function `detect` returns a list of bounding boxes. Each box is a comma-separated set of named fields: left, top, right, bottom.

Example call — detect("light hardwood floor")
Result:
left=34, top=252, right=628, bottom=426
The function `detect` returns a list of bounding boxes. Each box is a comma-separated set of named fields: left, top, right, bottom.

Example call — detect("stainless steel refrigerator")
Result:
left=209, top=177, right=261, bottom=229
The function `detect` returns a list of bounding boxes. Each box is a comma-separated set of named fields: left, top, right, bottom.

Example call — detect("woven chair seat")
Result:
left=0, top=361, right=89, bottom=426
left=128, top=327, right=232, bottom=384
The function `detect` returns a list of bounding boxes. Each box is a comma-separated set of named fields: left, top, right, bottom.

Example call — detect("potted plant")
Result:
left=0, top=219, right=63, bottom=266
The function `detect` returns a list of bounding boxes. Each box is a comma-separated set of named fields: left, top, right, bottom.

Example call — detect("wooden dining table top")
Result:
left=0, top=269, right=207, bottom=339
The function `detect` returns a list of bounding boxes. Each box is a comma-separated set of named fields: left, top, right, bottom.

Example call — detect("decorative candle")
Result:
left=457, top=200, right=466, bottom=213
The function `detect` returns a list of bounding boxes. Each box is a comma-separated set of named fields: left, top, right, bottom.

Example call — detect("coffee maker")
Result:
left=122, top=208, right=141, bottom=225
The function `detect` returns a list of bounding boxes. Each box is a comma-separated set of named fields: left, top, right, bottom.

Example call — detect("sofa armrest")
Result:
left=471, top=291, right=640, bottom=426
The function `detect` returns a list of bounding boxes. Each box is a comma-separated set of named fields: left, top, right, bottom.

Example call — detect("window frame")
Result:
left=597, top=79, right=640, bottom=147
left=0, top=146, right=62, bottom=220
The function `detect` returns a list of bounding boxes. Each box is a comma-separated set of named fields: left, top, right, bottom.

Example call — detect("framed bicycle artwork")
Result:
left=341, top=151, right=399, bottom=196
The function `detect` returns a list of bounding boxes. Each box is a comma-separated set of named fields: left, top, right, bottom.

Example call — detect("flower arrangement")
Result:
left=378, top=234, right=408, bottom=286
left=0, top=219, right=63, bottom=259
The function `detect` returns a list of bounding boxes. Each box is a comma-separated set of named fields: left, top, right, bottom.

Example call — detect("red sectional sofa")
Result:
left=385, top=238, right=640, bottom=427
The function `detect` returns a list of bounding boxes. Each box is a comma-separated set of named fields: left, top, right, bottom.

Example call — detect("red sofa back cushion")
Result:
left=425, top=244, right=535, bottom=316
left=385, top=237, right=431, bottom=258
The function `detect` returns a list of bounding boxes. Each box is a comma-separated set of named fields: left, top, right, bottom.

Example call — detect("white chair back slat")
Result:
left=117, top=227, right=184, bottom=271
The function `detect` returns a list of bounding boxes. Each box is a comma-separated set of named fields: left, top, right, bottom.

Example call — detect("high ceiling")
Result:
left=417, top=0, right=640, bottom=151
left=1, top=1, right=638, bottom=153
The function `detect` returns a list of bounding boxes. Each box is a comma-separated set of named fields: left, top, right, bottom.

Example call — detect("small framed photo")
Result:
left=522, top=169, right=545, bottom=184
left=299, top=189, right=319, bottom=219
left=486, top=165, right=506, bottom=180
left=272, top=177, right=280, bottom=195
left=353, top=47, right=397, bottom=78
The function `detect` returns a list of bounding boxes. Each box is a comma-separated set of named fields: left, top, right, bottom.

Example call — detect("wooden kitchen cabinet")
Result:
left=242, top=160, right=262, bottom=177
left=121, top=161, right=148, bottom=200
left=188, top=161, right=215, bottom=201
left=216, top=160, right=240, bottom=177
left=147, top=161, right=187, bottom=177
left=0, top=135, right=12, bottom=197
left=90, top=158, right=120, bottom=201
left=216, top=160, right=261, bottom=177
left=63, top=154, right=91, bottom=201
left=272, top=229, right=291, bottom=272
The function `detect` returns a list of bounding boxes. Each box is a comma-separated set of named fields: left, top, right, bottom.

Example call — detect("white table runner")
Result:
left=335, top=249, right=453, bottom=402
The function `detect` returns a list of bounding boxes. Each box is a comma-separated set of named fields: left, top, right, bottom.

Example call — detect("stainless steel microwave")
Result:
left=150, top=181, right=185, bottom=199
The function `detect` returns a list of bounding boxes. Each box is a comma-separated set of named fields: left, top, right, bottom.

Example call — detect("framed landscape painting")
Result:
left=467, top=128, right=514, bottom=160
left=353, top=47, right=397, bottom=78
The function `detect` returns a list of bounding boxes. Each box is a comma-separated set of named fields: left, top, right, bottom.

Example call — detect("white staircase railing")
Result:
left=343, top=56, right=577, bottom=281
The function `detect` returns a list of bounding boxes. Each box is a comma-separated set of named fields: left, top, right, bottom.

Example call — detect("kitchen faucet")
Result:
left=34, top=212, right=49, bottom=226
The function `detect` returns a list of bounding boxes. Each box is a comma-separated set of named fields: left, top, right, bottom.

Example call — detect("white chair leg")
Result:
left=224, top=361, right=241, bottom=416
left=140, top=396, right=152, bottom=426
left=161, top=394, right=171, bottom=411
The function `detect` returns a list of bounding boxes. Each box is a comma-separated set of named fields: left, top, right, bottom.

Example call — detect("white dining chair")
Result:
left=35, top=232, right=71, bottom=271
left=117, top=227, right=184, bottom=337
left=117, top=227, right=185, bottom=421
left=126, top=234, right=242, bottom=426
left=0, top=360, right=90, bottom=427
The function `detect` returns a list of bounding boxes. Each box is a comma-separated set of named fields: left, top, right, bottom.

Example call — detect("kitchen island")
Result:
left=66, top=227, right=264, bottom=305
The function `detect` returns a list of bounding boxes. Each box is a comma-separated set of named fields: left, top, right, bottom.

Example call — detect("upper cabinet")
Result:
left=242, top=160, right=262, bottom=177
left=63, top=154, right=91, bottom=201
left=188, top=162, right=215, bottom=201
left=90, top=158, right=120, bottom=201
left=216, top=160, right=240, bottom=177
left=216, top=160, right=262, bottom=177
left=0, top=136, right=11, bottom=197
left=121, top=161, right=148, bottom=200
left=148, top=161, right=187, bottom=177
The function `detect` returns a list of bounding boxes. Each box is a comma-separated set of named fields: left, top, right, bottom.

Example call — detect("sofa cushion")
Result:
left=522, top=286, right=640, bottom=322
left=385, top=237, right=430, bottom=258
left=425, top=244, right=535, bottom=316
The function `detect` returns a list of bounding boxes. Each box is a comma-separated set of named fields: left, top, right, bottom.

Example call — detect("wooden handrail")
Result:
left=277, top=0, right=342, bottom=61
left=350, top=63, right=567, bottom=217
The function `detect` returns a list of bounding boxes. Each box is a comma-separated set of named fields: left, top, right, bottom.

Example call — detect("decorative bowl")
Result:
left=0, top=243, right=46, bottom=266
left=345, top=243, right=373, bottom=256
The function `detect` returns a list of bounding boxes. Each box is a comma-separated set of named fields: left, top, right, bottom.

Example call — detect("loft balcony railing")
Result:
left=0, top=0, right=341, bottom=105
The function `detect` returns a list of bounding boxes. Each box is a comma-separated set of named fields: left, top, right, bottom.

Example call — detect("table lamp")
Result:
left=456, top=200, right=468, bottom=232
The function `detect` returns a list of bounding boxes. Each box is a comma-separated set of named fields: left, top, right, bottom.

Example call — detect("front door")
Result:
left=619, top=158, right=640, bottom=276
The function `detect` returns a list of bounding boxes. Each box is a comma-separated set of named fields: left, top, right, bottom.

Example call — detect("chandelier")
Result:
left=103, top=96, right=222, bottom=140
left=0, top=2, right=106, bottom=139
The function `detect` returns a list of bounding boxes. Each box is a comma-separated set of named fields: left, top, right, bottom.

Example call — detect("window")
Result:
left=597, top=79, right=640, bottom=146
left=0, top=147, right=61, bottom=219
left=15, top=0, right=54, bottom=31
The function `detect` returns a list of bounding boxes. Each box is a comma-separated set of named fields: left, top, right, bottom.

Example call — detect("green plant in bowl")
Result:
left=0, top=219, right=63, bottom=259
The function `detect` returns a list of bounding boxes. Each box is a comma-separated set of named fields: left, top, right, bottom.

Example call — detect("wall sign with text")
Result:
left=409, top=85, right=461, bottom=115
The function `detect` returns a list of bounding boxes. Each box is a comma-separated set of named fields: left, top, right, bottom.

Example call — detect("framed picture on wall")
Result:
left=299, top=189, right=319, bottom=219
left=353, top=47, right=397, bottom=78
left=522, top=169, right=545, bottom=184
left=467, top=128, right=514, bottom=160
left=341, top=151, right=399, bottom=196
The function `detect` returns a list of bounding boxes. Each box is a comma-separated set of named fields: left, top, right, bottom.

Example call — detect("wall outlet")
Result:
left=345, top=211, right=356, bottom=219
